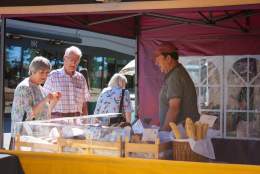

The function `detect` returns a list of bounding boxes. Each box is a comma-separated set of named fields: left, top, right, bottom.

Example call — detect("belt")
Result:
left=51, top=112, right=81, bottom=118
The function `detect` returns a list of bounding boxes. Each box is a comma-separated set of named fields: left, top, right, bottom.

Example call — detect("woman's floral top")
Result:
left=11, top=78, right=49, bottom=136
left=94, top=87, right=133, bottom=115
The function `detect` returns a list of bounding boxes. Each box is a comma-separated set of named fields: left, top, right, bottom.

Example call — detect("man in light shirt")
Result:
left=44, top=46, right=90, bottom=118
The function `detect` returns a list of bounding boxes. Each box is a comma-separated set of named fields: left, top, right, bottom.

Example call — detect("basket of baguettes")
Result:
left=169, top=117, right=209, bottom=162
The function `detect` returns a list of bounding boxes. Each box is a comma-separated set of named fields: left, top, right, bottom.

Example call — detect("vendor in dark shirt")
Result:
left=154, top=42, right=200, bottom=131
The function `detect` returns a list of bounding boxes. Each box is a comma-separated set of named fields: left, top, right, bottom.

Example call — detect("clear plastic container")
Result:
left=14, top=113, right=125, bottom=156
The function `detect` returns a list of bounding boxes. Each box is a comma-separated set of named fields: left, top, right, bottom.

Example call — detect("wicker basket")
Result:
left=173, top=140, right=209, bottom=162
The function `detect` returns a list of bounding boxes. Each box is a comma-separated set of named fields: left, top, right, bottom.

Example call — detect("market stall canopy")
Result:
left=1, top=0, right=260, bottom=165
left=119, top=59, right=135, bottom=76
left=1, top=0, right=260, bottom=124
left=1, top=0, right=260, bottom=38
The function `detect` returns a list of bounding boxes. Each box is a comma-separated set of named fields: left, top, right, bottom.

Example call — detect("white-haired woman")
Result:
left=11, top=56, right=61, bottom=143
left=94, top=73, right=133, bottom=123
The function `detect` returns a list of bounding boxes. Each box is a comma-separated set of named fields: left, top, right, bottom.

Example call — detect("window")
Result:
left=88, top=56, right=134, bottom=102
left=6, top=46, right=22, bottom=88
left=225, top=56, right=260, bottom=139
left=180, top=56, right=260, bottom=140
left=180, top=56, right=222, bottom=137
left=4, top=36, right=134, bottom=117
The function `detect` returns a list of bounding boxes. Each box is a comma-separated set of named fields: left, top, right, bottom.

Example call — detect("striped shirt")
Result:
left=43, top=68, right=90, bottom=114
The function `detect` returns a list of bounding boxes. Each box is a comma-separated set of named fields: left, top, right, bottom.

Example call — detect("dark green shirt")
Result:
left=159, top=64, right=199, bottom=127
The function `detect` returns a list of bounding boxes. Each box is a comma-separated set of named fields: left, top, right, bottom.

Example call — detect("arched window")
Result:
left=225, top=56, right=260, bottom=139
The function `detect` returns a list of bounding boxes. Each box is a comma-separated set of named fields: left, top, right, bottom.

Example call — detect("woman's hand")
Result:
left=52, top=92, right=61, bottom=102
left=47, top=92, right=61, bottom=103
left=31, top=92, right=61, bottom=119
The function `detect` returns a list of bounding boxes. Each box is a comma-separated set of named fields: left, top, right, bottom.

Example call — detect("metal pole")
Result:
left=134, top=16, right=140, bottom=119
left=88, top=13, right=142, bottom=26
left=0, top=16, right=6, bottom=148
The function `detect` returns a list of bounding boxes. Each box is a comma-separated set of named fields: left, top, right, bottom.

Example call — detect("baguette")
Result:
left=194, top=122, right=199, bottom=140
left=185, top=117, right=195, bottom=139
left=195, top=122, right=203, bottom=140
left=169, top=122, right=181, bottom=139
left=202, top=123, right=209, bottom=139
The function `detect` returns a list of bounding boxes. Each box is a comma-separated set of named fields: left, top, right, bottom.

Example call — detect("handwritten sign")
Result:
left=199, top=114, right=217, bottom=127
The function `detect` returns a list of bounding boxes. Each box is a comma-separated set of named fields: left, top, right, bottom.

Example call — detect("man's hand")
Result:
left=162, top=97, right=181, bottom=131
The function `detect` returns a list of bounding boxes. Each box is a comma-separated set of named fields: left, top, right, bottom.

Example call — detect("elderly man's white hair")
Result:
left=64, top=46, right=82, bottom=58
left=108, top=73, right=127, bottom=88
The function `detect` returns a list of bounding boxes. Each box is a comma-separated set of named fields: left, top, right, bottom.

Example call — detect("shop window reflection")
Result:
left=6, top=46, right=22, bottom=88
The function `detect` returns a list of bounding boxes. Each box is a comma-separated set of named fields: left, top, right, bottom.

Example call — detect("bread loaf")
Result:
left=202, top=123, right=209, bottom=139
left=185, top=117, right=195, bottom=139
left=169, top=122, right=181, bottom=139
left=195, top=122, right=203, bottom=140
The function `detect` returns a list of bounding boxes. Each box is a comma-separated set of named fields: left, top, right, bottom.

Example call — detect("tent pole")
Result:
left=0, top=16, right=6, bottom=148
left=145, top=12, right=247, bottom=32
left=141, top=23, right=184, bottom=32
left=134, top=16, right=140, bottom=119
left=88, top=13, right=142, bottom=26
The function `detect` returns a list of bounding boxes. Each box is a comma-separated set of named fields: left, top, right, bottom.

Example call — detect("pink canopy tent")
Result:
left=2, top=1, right=260, bottom=164
left=138, top=7, right=260, bottom=125
left=5, top=3, right=260, bottom=125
